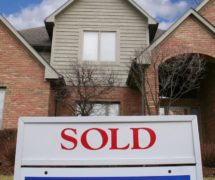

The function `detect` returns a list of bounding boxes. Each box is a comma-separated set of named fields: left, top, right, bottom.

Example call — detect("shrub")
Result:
left=202, top=144, right=215, bottom=168
left=0, top=129, right=17, bottom=175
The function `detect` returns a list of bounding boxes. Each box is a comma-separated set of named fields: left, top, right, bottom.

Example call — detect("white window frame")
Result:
left=81, top=30, right=118, bottom=63
left=0, top=88, right=6, bottom=129
left=90, top=103, right=120, bottom=116
left=77, top=102, right=120, bottom=116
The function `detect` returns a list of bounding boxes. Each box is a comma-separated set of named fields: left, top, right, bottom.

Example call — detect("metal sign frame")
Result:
left=20, top=166, right=197, bottom=180
left=14, top=116, right=203, bottom=180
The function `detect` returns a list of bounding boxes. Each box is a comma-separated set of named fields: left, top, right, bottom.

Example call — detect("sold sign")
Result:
left=61, top=128, right=156, bottom=151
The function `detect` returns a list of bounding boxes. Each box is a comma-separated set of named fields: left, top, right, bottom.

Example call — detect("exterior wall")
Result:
left=0, top=22, right=53, bottom=129
left=51, top=0, right=149, bottom=85
left=144, top=14, right=215, bottom=143
left=145, top=15, right=215, bottom=115
left=56, top=87, right=142, bottom=116
left=48, top=84, right=57, bottom=117
left=156, top=16, right=215, bottom=59
left=199, top=0, right=215, bottom=26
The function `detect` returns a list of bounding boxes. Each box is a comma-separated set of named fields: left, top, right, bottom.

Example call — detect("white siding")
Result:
left=51, top=0, right=149, bottom=85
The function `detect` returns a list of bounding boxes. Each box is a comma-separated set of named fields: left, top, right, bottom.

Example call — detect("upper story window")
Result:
left=0, top=88, right=6, bottom=129
left=82, top=31, right=116, bottom=62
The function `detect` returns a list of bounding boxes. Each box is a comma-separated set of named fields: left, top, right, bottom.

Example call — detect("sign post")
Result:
left=14, top=116, right=203, bottom=180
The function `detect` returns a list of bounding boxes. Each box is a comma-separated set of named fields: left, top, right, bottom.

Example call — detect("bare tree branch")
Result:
left=54, top=63, right=119, bottom=116
left=129, top=45, right=207, bottom=115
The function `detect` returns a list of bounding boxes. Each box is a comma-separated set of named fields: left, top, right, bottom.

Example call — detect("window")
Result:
left=0, top=89, right=6, bottom=129
left=90, top=103, right=120, bottom=116
left=159, top=106, right=199, bottom=116
left=82, top=31, right=116, bottom=62
left=77, top=103, right=120, bottom=116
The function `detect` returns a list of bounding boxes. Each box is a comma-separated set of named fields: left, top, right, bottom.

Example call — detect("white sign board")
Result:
left=14, top=116, right=203, bottom=180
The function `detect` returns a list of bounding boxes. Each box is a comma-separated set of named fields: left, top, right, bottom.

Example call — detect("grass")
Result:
left=0, top=176, right=13, bottom=180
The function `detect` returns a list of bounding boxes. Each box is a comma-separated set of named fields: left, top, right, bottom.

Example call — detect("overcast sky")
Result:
left=0, top=0, right=198, bottom=30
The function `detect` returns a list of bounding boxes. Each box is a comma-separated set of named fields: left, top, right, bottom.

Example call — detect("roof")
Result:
left=19, top=27, right=51, bottom=47
left=0, top=16, right=60, bottom=80
left=45, top=0, right=157, bottom=25
left=153, top=29, right=166, bottom=41
left=147, top=9, right=215, bottom=55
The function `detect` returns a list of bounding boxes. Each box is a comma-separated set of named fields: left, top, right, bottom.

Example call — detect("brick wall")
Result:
left=145, top=14, right=215, bottom=142
left=0, top=22, right=53, bottom=129
left=56, top=87, right=142, bottom=116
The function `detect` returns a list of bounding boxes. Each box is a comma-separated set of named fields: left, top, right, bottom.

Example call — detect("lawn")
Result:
left=0, top=176, right=13, bottom=180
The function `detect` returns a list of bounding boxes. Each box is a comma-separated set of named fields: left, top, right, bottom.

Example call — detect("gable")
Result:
left=55, top=0, right=149, bottom=26
left=45, top=0, right=157, bottom=25
left=0, top=16, right=59, bottom=80
left=45, top=0, right=158, bottom=41
left=148, top=9, right=215, bottom=55
left=158, top=14, right=215, bottom=57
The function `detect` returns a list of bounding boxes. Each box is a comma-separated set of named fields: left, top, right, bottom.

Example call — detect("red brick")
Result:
left=0, top=21, right=53, bottom=128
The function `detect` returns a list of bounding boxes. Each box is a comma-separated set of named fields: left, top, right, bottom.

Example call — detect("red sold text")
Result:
left=61, top=128, right=156, bottom=151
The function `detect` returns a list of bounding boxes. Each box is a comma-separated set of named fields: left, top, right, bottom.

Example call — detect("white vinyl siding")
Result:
left=51, top=0, right=149, bottom=85
left=0, top=89, right=6, bottom=129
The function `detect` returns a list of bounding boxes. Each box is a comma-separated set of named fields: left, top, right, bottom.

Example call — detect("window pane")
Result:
left=168, top=107, right=190, bottom=115
left=83, top=32, right=98, bottom=61
left=89, top=103, right=120, bottom=116
left=108, top=104, right=119, bottom=116
left=90, top=104, right=106, bottom=116
left=0, top=89, right=6, bottom=129
left=159, top=107, right=165, bottom=115
left=100, top=32, right=116, bottom=62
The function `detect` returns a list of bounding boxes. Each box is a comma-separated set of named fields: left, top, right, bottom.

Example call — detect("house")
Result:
left=0, top=0, right=214, bottom=143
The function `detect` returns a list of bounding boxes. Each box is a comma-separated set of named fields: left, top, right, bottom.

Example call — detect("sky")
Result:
left=0, top=0, right=199, bottom=30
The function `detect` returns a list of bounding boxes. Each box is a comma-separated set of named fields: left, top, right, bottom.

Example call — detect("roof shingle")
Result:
left=19, top=27, right=51, bottom=47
